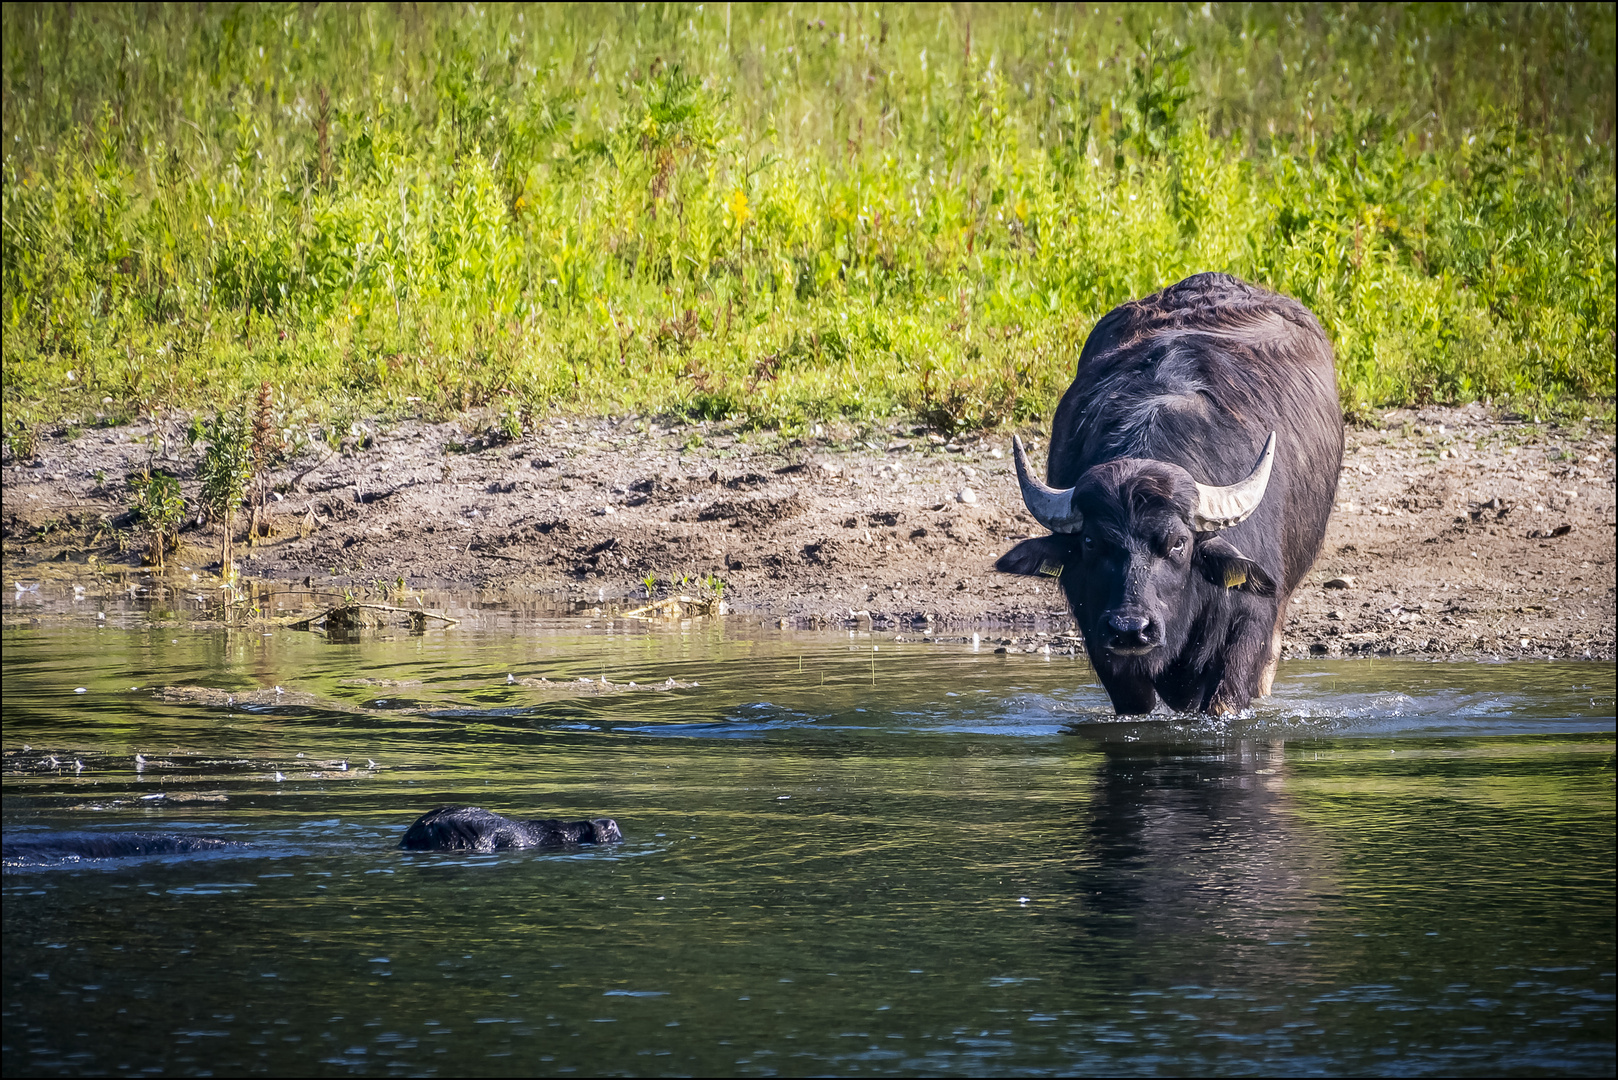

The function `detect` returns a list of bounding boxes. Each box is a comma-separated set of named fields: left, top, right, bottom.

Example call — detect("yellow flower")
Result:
left=727, top=188, right=750, bottom=228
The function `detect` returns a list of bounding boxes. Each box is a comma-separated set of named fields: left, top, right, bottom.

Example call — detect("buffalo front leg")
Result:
left=1094, top=665, right=1159, bottom=716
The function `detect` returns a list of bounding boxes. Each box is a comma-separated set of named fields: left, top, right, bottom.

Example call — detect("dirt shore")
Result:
left=3, top=405, right=1614, bottom=660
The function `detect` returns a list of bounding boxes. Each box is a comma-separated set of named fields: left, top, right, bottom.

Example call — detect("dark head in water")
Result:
left=400, top=806, right=623, bottom=852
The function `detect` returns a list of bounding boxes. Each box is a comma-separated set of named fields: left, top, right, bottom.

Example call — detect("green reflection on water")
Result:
left=3, top=621, right=1613, bottom=1076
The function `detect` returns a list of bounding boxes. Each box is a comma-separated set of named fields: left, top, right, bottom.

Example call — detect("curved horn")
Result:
left=1193, top=432, right=1276, bottom=531
left=1012, top=435, right=1083, bottom=533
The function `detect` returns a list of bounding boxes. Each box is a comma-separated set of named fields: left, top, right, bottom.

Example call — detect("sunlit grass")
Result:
left=2, top=3, right=1612, bottom=441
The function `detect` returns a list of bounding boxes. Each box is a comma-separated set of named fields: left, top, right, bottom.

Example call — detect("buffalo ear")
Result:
left=996, top=536, right=1076, bottom=579
left=1194, top=535, right=1276, bottom=597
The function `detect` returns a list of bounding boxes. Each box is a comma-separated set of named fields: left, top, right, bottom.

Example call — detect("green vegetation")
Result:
left=196, top=404, right=254, bottom=581
left=127, top=468, right=185, bottom=569
left=3, top=4, right=1612, bottom=436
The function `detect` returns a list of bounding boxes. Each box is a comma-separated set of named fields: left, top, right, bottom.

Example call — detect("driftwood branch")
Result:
left=621, top=595, right=721, bottom=619
left=287, top=603, right=458, bottom=632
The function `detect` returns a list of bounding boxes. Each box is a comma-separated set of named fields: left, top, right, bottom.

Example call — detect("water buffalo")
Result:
left=997, top=273, right=1343, bottom=714
left=400, top=806, right=623, bottom=852
left=1, top=810, right=623, bottom=867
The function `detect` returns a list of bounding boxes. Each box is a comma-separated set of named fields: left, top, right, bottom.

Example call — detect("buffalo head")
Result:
left=997, top=435, right=1277, bottom=713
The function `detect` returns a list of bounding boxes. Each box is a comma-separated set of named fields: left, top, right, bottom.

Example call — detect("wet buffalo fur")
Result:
left=3, top=833, right=245, bottom=865
left=999, top=273, right=1343, bottom=715
left=400, top=806, right=623, bottom=852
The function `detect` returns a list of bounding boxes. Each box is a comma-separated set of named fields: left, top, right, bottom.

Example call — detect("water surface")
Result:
left=3, top=596, right=1613, bottom=1076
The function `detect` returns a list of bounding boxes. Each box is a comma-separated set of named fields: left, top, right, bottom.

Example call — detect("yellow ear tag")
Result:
left=1037, top=561, right=1064, bottom=578
left=1223, top=565, right=1248, bottom=589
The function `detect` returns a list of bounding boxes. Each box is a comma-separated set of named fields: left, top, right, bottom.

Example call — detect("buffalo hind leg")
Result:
left=1258, top=592, right=1288, bottom=698
left=1205, top=614, right=1276, bottom=714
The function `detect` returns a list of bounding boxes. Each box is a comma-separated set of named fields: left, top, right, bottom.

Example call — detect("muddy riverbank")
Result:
left=3, top=404, right=1613, bottom=660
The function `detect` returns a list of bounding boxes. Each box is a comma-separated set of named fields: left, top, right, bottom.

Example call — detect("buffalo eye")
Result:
left=1171, top=537, right=1186, bottom=555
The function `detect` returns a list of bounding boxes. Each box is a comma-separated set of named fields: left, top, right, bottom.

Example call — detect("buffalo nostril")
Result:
left=1108, top=613, right=1151, bottom=635
left=1105, top=613, right=1158, bottom=652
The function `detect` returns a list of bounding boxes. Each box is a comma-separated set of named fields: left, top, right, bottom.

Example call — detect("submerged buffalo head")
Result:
left=997, top=435, right=1277, bottom=712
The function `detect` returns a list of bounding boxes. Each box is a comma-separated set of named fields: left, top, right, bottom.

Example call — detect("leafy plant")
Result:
left=5, top=415, right=40, bottom=463
left=127, top=469, right=185, bottom=570
left=700, top=573, right=726, bottom=601
left=497, top=396, right=525, bottom=442
left=247, top=381, right=280, bottom=545
left=908, top=359, right=1033, bottom=437
left=197, top=406, right=254, bottom=583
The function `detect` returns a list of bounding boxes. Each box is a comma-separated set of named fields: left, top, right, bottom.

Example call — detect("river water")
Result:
left=3, top=590, right=1614, bottom=1076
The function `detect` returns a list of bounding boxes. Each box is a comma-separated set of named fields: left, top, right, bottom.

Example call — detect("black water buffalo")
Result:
left=3, top=810, right=623, bottom=867
left=997, top=273, right=1343, bottom=714
left=400, top=806, right=623, bottom=852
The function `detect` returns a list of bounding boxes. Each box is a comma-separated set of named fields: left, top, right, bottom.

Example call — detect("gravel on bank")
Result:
left=3, top=405, right=1613, bottom=661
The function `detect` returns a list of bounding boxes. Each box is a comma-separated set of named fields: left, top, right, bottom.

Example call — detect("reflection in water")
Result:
left=1, top=606, right=1613, bottom=1076
left=1071, top=741, right=1323, bottom=939
left=1055, top=736, right=1361, bottom=1057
